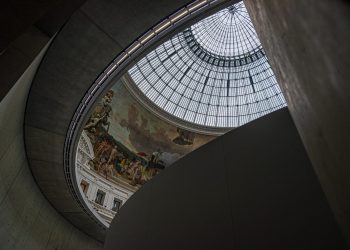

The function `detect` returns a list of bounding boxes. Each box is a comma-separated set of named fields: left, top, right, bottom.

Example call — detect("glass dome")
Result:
left=128, top=1, right=286, bottom=128
left=190, top=2, right=262, bottom=59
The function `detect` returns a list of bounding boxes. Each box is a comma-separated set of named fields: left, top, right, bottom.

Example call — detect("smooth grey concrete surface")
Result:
left=105, top=108, right=347, bottom=250
left=0, top=0, right=54, bottom=50
left=0, top=44, right=102, bottom=250
left=0, top=0, right=87, bottom=51
left=0, top=0, right=87, bottom=101
left=244, top=0, right=350, bottom=244
left=0, top=27, right=49, bottom=101
left=24, top=0, right=234, bottom=241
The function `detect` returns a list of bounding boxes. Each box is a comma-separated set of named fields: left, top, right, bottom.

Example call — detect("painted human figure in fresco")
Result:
left=150, top=149, right=161, bottom=165
left=95, top=140, right=111, bottom=159
left=119, top=158, right=130, bottom=175
left=131, top=161, right=143, bottom=185
left=84, top=90, right=114, bottom=136
left=82, top=85, right=215, bottom=190
left=126, top=159, right=138, bottom=178
left=148, top=149, right=166, bottom=169
left=99, top=161, right=112, bottom=179
left=98, top=149, right=109, bottom=172
left=95, top=142, right=123, bottom=179
left=173, top=127, right=195, bottom=145
left=107, top=145, right=119, bottom=165
left=90, top=142, right=163, bottom=185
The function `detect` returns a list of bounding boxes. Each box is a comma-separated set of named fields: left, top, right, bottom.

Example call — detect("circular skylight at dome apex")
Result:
left=127, top=1, right=286, bottom=130
left=190, top=2, right=262, bottom=59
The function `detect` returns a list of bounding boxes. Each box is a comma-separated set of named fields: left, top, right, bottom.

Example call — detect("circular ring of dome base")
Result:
left=183, top=28, right=265, bottom=68
left=128, top=1, right=286, bottom=130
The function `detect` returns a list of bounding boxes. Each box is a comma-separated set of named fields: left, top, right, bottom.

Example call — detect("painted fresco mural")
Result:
left=82, top=80, right=215, bottom=189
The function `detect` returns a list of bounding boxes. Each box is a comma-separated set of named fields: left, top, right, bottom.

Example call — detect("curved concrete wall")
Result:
left=0, top=44, right=102, bottom=250
left=24, top=0, right=234, bottom=241
left=244, top=0, right=350, bottom=243
left=24, top=0, right=193, bottom=241
left=0, top=0, right=87, bottom=101
left=105, top=109, right=346, bottom=250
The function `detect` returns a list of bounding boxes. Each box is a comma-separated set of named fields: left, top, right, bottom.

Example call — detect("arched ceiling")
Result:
left=24, top=0, right=237, bottom=242
left=128, top=1, right=286, bottom=129
left=70, top=1, right=287, bottom=227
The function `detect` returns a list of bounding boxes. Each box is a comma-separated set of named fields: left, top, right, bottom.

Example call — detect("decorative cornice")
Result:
left=64, top=0, right=234, bottom=230
left=183, top=28, right=265, bottom=67
left=122, top=73, right=232, bottom=136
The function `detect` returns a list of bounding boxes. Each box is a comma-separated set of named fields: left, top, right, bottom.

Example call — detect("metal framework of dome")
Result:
left=128, top=1, right=286, bottom=128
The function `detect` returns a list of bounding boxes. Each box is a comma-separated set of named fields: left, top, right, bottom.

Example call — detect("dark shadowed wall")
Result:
left=0, top=43, right=102, bottom=250
left=24, top=0, right=235, bottom=241
left=0, top=0, right=87, bottom=101
left=105, top=109, right=347, bottom=250
left=244, top=0, right=350, bottom=243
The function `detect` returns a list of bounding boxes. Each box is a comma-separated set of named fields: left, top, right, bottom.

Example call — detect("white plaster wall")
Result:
left=76, top=133, right=133, bottom=225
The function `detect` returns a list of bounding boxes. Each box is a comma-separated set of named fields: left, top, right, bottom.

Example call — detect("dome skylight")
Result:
left=128, top=1, right=286, bottom=129
left=190, top=2, right=262, bottom=59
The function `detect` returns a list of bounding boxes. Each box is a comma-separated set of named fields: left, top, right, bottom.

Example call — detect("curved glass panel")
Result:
left=191, top=1, right=261, bottom=59
left=128, top=1, right=286, bottom=128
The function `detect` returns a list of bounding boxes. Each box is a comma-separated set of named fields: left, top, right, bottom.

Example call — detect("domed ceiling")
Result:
left=74, top=1, right=287, bottom=226
left=128, top=1, right=286, bottom=128
left=76, top=81, right=215, bottom=226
